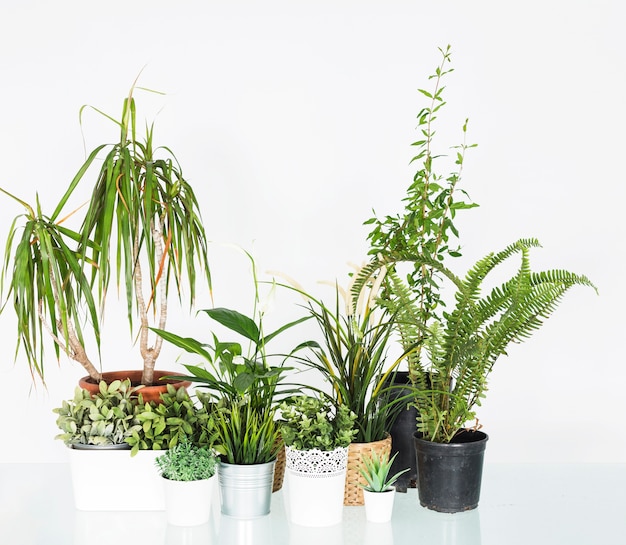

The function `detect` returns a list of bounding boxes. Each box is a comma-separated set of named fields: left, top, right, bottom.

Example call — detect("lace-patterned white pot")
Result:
left=284, top=446, right=348, bottom=526
left=285, top=446, right=348, bottom=477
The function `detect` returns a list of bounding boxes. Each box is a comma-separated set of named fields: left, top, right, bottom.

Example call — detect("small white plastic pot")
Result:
left=363, top=488, right=396, bottom=523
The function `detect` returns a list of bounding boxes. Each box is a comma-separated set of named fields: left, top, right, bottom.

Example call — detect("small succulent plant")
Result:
left=155, top=440, right=218, bottom=481
left=53, top=379, right=140, bottom=446
left=358, top=451, right=409, bottom=492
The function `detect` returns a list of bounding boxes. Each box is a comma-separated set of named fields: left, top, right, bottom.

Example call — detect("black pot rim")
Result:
left=413, top=429, right=489, bottom=449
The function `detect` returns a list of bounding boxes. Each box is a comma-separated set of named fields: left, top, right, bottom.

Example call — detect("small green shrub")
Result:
left=53, top=379, right=140, bottom=446
left=155, top=440, right=218, bottom=481
left=279, top=395, right=357, bottom=451
left=126, top=384, right=215, bottom=456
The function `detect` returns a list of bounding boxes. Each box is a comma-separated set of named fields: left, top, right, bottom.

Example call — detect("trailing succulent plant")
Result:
left=54, top=379, right=140, bottom=446
left=358, top=451, right=409, bottom=492
left=155, top=439, right=218, bottom=481
left=126, top=384, right=216, bottom=456
left=279, top=395, right=357, bottom=451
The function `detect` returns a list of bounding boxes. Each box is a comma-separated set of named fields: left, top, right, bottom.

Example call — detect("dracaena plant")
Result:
left=280, top=271, right=417, bottom=444
left=0, top=81, right=210, bottom=385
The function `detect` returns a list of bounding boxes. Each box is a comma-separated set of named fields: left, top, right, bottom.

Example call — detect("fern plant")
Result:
left=355, top=239, right=596, bottom=443
left=359, top=46, right=596, bottom=443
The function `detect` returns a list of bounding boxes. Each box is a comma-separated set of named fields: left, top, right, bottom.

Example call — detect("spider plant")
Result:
left=283, top=272, right=418, bottom=444
left=0, top=80, right=210, bottom=385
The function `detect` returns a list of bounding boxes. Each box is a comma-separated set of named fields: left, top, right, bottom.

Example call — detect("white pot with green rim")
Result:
left=284, top=445, right=348, bottom=527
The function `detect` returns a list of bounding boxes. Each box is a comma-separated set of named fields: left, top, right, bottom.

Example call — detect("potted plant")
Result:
left=283, top=276, right=416, bottom=506
left=278, top=395, right=357, bottom=526
left=153, top=257, right=311, bottom=518
left=155, top=440, right=219, bottom=526
left=0, top=80, right=210, bottom=396
left=358, top=46, right=597, bottom=513
left=54, top=381, right=213, bottom=511
left=358, top=451, right=408, bottom=523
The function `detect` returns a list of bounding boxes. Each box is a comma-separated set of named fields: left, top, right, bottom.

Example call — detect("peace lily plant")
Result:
left=0, top=81, right=210, bottom=386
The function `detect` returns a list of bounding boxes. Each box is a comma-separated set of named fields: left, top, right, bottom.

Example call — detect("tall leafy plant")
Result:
left=1, top=81, right=210, bottom=385
left=364, top=45, right=477, bottom=383
left=356, top=46, right=596, bottom=443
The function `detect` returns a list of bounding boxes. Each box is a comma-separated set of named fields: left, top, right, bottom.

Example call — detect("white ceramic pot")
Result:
left=162, top=474, right=216, bottom=526
left=363, top=488, right=396, bottom=523
left=68, top=447, right=165, bottom=511
left=284, top=446, right=348, bottom=527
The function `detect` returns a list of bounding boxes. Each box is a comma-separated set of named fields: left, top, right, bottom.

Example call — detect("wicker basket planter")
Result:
left=344, top=434, right=392, bottom=506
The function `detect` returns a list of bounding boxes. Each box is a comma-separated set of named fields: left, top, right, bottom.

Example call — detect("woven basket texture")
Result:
left=343, top=434, right=392, bottom=506
left=273, top=441, right=286, bottom=492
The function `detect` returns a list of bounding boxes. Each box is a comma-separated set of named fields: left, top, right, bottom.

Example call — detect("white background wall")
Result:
left=0, top=0, right=624, bottom=464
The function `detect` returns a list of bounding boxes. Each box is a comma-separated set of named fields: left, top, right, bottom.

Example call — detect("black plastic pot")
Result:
left=413, top=430, right=488, bottom=513
left=385, top=372, right=418, bottom=492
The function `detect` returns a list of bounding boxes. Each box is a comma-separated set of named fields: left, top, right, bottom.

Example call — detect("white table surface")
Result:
left=1, top=463, right=624, bottom=545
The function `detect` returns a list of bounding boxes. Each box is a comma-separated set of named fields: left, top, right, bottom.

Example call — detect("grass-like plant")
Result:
left=0, top=80, right=210, bottom=385
left=155, top=440, right=218, bottom=481
left=359, top=451, right=409, bottom=492
left=285, top=275, right=417, bottom=444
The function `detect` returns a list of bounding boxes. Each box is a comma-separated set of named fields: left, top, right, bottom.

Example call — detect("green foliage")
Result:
left=213, top=399, right=280, bottom=465
left=0, top=82, right=211, bottom=385
left=358, top=451, right=409, bottom=492
left=357, top=46, right=597, bottom=443
left=279, top=395, right=357, bottom=451
left=288, top=279, right=416, bottom=443
left=53, top=379, right=140, bottom=446
left=363, top=45, right=478, bottom=380
left=126, top=384, right=216, bottom=456
left=155, top=440, right=218, bottom=481
left=357, top=240, right=597, bottom=443
left=153, top=253, right=310, bottom=464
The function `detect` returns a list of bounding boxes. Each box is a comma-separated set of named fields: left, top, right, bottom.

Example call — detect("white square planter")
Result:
left=68, top=448, right=165, bottom=511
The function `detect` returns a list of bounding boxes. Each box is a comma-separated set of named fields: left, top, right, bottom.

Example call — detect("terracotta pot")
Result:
left=78, top=370, right=191, bottom=403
